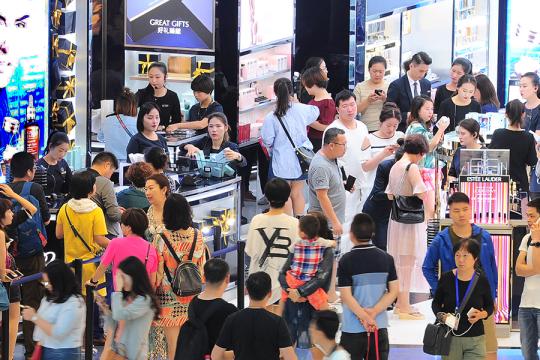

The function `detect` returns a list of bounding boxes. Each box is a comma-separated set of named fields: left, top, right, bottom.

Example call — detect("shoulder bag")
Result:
left=159, top=230, right=202, bottom=297
left=423, top=271, right=480, bottom=355
left=390, top=163, right=425, bottom=224
left=115, top=114, right=134, bottom=138
left=64, top=206, right=98, bottom=256
left=276, top=115, right=314, bottom=175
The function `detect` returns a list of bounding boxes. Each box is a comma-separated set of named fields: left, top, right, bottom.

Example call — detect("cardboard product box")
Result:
left=138, top=53, right=161, bottom=75
left=57, top=38, right=77, bottom=71
left=52, top=10, right=76, bottom=35
left=168, top=56, right=196, bottom=75
left=192, top=61, right=215, bottom=78
left=56, top=76, right=76, bottom=99
left=53, top=101, right=76, bottom=133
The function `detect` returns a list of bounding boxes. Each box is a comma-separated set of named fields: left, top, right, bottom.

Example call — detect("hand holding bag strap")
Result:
left=115, top=114, right=134, bottom=138
left=64, top=206, right=94, bottom=254
left=275, top=115, right=298, bottom=151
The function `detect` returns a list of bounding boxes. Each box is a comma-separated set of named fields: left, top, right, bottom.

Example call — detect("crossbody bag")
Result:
left=276, top=115, right=314, bottom=175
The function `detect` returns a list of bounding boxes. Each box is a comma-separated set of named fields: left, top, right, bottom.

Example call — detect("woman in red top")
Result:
left=302, top=66, right=336, bottom=153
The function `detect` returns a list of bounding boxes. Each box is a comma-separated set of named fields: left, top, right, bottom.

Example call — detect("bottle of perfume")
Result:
left=24, top=95, right=40, bottom=160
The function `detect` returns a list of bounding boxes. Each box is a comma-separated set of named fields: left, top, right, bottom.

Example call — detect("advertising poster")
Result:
left=505, top=0, right=540, bottom=102
left=0, top=0, right=48, bottom=164
left=240, top=0, right=294, bottom=51
left=125, top=0, right=215, bottom=51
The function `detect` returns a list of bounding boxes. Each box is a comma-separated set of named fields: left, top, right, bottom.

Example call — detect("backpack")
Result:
left=159, top=230, right=203, bottom=297
left=175, top=300, right=223, bottom=360
left=12, top=182, right=47, bottom=257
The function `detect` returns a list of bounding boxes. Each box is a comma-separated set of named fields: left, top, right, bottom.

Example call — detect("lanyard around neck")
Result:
left=455, top=271, right=475, bottom=312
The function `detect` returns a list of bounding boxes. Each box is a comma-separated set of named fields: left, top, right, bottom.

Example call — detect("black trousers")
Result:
left=16, top=254, right=45, bottom=357
left=341, top=329, right=390, bottom=360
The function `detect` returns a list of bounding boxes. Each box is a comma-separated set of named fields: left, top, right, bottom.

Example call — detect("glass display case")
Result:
left=454, top=0, right=490, bottom=74
left=364, top=14, right=401, bottom=82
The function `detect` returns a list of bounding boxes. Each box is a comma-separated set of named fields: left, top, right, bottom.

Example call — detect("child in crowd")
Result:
left=280, top=214, right=336, bottom=312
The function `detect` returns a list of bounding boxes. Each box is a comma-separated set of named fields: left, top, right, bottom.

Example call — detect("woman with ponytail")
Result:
left=261, top=78, right=319, bottom=216
left=448, top=118, right=485, bottom=180
left=98, top=87, right=138, bottom=162
left=490, top=100, right=537, bottom=199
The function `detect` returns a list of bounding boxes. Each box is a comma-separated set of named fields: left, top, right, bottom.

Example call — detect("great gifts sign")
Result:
left=125, top=0, right=215, bottom=51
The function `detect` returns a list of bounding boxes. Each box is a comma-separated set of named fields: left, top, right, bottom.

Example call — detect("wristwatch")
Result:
left=531, top=242, right=540, bottom=248
left=31, top=315, right=38, bottom=322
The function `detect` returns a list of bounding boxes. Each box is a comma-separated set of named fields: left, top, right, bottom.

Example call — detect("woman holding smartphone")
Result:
left=0, top=183, right=37, bottom=360
left=21, top=261, right=86, bottom=360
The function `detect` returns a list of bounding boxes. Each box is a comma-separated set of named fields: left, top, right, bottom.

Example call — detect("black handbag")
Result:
left=423, top=322, right=452, bottom=355
left=390, top=163, right=425, bottom=224
left=160, top=230, right=203, bottom=297
left=276, top=115, right=314, bottom=175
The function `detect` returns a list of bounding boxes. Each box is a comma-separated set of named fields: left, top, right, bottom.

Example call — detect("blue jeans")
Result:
left=519, top=307, right=540, bottom=360
left=42, top=347, right=80, bottom=360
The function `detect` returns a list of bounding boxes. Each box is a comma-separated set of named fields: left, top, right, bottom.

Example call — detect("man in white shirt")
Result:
left=324, top=90, right=397, bottom=253
left=516, top=198, right=540, bottom=360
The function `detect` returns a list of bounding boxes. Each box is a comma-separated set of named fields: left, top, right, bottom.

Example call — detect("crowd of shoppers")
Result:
left=5, top=49, right=540, bottom=360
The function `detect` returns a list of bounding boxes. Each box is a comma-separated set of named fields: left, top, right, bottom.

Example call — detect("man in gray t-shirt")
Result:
left=308, top=128, right=348, bottom=236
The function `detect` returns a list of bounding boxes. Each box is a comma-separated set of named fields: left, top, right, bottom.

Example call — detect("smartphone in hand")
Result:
left=344, top=175, right=356, bottom=192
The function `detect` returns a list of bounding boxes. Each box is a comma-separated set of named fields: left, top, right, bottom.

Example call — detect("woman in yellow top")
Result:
left=56, top=171, right=109, bottom=294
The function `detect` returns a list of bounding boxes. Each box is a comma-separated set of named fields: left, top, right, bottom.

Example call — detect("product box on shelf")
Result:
left=53, top=101, right=77, bottom=133
left=250, top=122, right=263, bottom=139
left=56, top=76, right=76, bottom=99
left=57, top=38, right=77, bottom=71
left=239, top=88, right=257, bottom=110
left=138, top=54, right=161, bottom=75
left=52, top=10, right=76, bottom=35
left=168, top=56, right=196, bottom=76
left=268, top=55, right=288, bottom=72
left=237, top=123, right=251, bottom=143
left=192, top=61, right=215, bottom=78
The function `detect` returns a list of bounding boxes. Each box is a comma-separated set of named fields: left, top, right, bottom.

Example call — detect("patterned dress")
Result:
left=152, top=228, right=206, bottom=327
left=146, top=205, right=205, bottom=359
left=146, top=205, right=167, bottom=359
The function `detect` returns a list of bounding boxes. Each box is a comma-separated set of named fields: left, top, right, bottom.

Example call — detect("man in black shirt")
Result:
left=179, top=258, right=237, bottom=357
left=212, top=272, right=296, bottom=360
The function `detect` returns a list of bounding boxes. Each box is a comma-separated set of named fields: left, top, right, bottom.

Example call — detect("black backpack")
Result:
left=175, top=300, right=223, bottom=360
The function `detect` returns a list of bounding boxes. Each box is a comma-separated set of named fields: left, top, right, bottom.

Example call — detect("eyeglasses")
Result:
left=331, top=142, right=346, bottom=147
